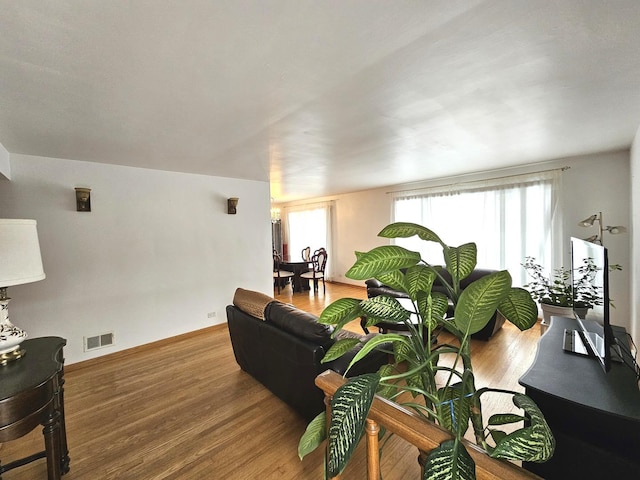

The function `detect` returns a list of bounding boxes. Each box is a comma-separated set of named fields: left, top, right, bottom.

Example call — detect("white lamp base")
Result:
left=0, top=322, right=27, bottom=354
left=0, top=297, right=28, bottom=355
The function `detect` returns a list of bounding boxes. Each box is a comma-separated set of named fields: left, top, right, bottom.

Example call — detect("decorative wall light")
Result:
left=227, top=197, right=239, bottom=215
left=270, top=207, right=281, bottom=222
left=75, top=187, right=91, bottom=212
left=578, top=211, right=627, bottom=245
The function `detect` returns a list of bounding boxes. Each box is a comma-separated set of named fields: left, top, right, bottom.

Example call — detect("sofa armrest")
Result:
left=365, top=279, right=384, bottom=288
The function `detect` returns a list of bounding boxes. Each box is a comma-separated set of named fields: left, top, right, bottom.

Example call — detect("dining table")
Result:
left=280, top=258, right=312, bottom=293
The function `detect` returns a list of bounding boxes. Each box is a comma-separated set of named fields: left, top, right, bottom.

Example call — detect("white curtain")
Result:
left=283, top=201, right=334, bottom=280
left=391, top=170, right=564, bottom=287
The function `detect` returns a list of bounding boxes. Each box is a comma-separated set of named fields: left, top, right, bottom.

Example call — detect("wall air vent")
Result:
left=84, top=332, right=115, bottom=352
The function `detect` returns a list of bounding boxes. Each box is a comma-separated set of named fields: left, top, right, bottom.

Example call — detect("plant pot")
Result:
left=573, top=306, right=589, bottom=320
left=539, top=303, right=574, bottom=334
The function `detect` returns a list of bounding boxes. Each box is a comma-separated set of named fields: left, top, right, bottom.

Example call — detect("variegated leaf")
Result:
left=423, top=439, right=476, bottom=480
left=488, top=429, right=507, bottom=446
left=488, top=413, right=526, bottom=426
left=443, top=243, right=477, bottom=284
left=362, top=315, right=381, bottom=328
left=298, top=411, right=326, bottom=459
left=319, top=297, right=363, bottom=330
left=345, top=245, right=421, bottom=280
left=497, top=288, right=538, bottom=331
left=490, top=394, right=555, bottom=463
left=393, top=338, right=413, bottom=363
left=327, top=373, right=380, bottom=477
left=378, top=222, right=444, bottom=245
left=361, top=296, right=410, bottom=323
left=454, top=271, right=511, bottom=335
left=437, top=383, right=471, bottom=435
left=406, top=265, right=437, bottom=300
left=376, top=269, right=408, bottom=294
left=322, top=338, right=362, bottom=363
left=417, top=291, right=449, bottom=329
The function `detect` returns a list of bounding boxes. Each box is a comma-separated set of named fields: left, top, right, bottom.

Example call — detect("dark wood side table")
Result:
left=0, top=337, right=70, bottom=479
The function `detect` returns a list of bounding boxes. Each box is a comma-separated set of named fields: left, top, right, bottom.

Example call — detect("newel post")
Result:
left=366, top=419, right=381, bottom=480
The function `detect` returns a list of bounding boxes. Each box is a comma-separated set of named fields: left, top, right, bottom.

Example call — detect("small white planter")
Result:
left=539, top=303, right=574, bottom=334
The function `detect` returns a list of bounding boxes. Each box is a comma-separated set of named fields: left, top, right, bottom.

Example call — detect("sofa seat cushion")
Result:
left=265, top=301, right=335, bottom=350
left=233, top=287, right=275, bottom=320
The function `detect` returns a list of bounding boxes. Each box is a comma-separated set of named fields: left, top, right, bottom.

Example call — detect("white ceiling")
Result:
left=1, top=1, right=639, bottom=202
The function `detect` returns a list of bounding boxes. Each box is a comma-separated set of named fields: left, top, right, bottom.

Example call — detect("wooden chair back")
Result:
left=312, top=248, right=327, bottom=274
left=273, top=252, right=284, bottom=272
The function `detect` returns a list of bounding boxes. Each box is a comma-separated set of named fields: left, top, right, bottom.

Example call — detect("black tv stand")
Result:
left=519, top=316, right=640, bottom=479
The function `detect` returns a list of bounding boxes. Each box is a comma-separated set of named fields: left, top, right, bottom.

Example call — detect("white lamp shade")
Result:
left=0, top=219, right=46, bottom=287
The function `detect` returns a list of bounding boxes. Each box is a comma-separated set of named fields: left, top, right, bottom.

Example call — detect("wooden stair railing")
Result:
left=316, top=370, right=542, bottom=480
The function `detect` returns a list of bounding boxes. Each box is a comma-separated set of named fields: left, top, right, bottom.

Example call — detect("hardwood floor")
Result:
left=0, top=282, right=540, bottom=479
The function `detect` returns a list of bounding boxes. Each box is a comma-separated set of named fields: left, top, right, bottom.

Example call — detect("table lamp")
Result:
left=0, top=219, right=46, bottom=360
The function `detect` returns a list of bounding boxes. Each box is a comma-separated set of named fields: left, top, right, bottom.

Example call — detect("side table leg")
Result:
left=57, top=376, right=70, bottom=474
left=42, top=411, right=62, bottom=480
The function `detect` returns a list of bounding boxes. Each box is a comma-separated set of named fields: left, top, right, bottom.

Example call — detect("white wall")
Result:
left=630, top=128, right=640, bottom=345
left=280, top=150, right=633, bottom=331
left=561, top=151, right=631, bottom=332
left=0, top=154, right=272, bottom=364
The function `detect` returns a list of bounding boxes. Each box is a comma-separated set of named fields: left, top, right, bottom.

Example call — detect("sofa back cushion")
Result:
left=233, top=287, right=275, bottom=320
left=265, top=301, right=335, bottom=350
left=367, top=268, right=499, bottom=296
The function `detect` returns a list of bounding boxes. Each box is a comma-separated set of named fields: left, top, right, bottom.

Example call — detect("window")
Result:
left=392, top=170, right=563, bottom=286
left=283, top=202, right=334, bottom=279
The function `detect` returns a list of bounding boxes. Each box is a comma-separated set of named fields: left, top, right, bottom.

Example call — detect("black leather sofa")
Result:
left=226, top=290, right=389, bottom=422
left=365, top=268, right=505, bottom=340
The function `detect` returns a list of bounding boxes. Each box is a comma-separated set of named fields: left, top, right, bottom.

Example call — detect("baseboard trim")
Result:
left=327, top=280, right=365, bottom=289
left=66, top=324, right=226, bottom=373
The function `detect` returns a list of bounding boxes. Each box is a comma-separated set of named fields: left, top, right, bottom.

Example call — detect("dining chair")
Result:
left=273, top=252, right=295, bottom=294
left=300, top=248, right=327, bottom=294
left=301, top=246, right=311, bottom=263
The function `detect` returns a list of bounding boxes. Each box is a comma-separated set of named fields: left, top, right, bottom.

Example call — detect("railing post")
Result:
left=366, top=419, right=380, bottom=480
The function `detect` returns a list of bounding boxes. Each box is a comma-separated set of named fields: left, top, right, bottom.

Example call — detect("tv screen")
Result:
left=565, top=237, right=615, bottom=372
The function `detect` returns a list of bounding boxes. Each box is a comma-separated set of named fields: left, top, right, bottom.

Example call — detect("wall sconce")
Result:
left=578, top=211, right=627, bottom=245
left=270, top=207, right=281, bottom=222
left=75, top=187, right=91, bottom=212
left=227, top=197, right=239, bottom=215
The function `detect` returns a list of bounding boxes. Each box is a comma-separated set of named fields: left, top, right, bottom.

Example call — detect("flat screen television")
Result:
left=562, top=237, right=618, bottom=372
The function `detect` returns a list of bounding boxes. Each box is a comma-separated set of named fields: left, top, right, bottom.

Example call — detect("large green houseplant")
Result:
left=298, top=222, right=555, bottom=480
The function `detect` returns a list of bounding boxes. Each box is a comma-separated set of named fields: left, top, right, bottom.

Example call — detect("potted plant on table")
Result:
left=522, top=256, right=614, bottom=330
left=298, top=222, right=554, bottom=480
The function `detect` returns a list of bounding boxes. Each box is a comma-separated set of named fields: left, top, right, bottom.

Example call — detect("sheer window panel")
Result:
left=392, top=170, right=564, bottom=287
left=282, top=201, right=334, bottom=279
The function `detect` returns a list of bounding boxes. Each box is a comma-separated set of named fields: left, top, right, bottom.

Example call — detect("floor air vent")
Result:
left=84, top=332, right=115, bottom=352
